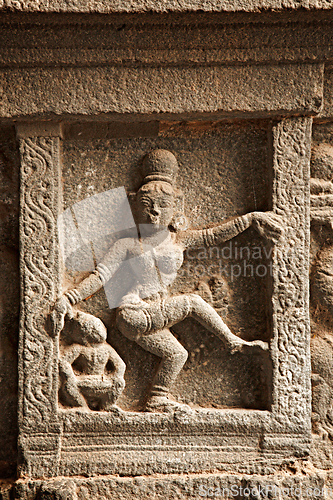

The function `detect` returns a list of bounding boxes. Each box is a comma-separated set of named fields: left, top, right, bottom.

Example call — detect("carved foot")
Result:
left=229, top=339, right=269, bottom=355
left=103, top=404, right=124, bottom=414
left=145, top=396, right=192, bottom=413
left=72, top=405, right=90, bottom=413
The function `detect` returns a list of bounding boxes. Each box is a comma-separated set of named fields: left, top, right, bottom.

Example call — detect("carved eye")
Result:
left=159, top=200, right=172, bottom=208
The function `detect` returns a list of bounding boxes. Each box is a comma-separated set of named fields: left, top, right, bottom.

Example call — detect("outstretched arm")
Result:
left=51, top=271, right=104, bottom=336
left=67, top=238, right=130, bottom=303
left=177, top=211, right=283, bottom=249
left=177, top=213, right=253, bottom=248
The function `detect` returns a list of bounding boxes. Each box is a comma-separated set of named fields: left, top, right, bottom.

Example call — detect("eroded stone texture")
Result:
left=18, top=127, right=63, bottom=479
left=3, top=5, right=333, bottom=499
left=56, top=145, right=279, bottom=413
left=13, top=115, right=312, bottom=489
left=309, top=122, right=333, bottom=469
left=0, top=0, right=332, bottom=12
left=12, top=470, right=331, bottom=500
left=0, top=64, right=323, bottom=119
left=58, top=310, right=125, bottom=411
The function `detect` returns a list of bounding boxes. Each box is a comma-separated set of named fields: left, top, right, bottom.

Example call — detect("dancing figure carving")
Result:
left=53, top=150, right=283, bottom=412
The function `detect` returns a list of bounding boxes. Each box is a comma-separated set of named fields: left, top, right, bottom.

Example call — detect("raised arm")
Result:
left=59, top=344, right=82, bottom=375
left=59, top=345, right=87, bottom=408
left=107, top=346, right=126, bottom=379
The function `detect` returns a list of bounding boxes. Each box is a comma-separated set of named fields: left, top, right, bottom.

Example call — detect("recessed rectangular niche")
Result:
left=61, top=120, right=271, bottom=412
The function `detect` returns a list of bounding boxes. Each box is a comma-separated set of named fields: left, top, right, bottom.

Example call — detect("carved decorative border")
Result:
left=18, top=125, right=62, bottom=477
left=271, top=117, right=312, bottom=428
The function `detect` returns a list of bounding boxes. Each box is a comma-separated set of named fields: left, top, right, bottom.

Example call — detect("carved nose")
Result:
left=151, top=204, right=160, bottom=216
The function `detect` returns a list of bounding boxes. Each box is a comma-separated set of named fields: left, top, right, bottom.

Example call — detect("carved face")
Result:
left=136, top=188, right=174, bottom=227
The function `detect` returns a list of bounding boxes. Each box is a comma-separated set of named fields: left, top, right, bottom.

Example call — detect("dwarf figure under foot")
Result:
left=58, top=309, right=126, bottom=411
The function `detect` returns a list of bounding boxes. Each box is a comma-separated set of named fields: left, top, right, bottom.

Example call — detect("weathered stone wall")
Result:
left=3, top=5, right=333, bottom=499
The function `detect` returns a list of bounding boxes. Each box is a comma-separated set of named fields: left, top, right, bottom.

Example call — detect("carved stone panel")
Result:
left=17, top=117, right=312, bottom=479
left=271, top=118, right=312, bottom=427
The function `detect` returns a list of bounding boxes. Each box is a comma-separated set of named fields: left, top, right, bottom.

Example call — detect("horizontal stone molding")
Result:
left=0, top=64, right=323, bottom=119
left=16, top=122, right=63, bottom=139
left=1, top=20, right=333, bottom=69
left=13, top=472, right=328, bottom=500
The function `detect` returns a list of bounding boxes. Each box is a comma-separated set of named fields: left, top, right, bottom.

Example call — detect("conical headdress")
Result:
left=141, top=149, right=178, bottom=186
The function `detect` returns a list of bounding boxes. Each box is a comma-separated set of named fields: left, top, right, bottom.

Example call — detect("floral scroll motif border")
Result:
left=271, top=118, right=312, bottom=429
left=18, top=125, right=62, bottom=477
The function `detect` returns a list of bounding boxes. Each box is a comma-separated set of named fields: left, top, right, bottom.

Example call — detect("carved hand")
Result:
left=252, top=211, right=284, bottom=243
left=51, top=295, right=73, bottom=336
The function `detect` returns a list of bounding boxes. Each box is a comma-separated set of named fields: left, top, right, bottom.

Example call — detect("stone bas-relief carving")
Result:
left=2, top=0, right=328, bottom=491
left=58, top=310, right=125, bottom=411
left=19, top=135, right=62, bottom=428
left=16, top=117, right=312, bottom=487
left=53, top=149, right=283, bottom=413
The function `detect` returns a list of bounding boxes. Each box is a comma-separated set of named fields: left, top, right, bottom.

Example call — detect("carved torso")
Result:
left=99, top=231, right=184, bottom=305
left=127, top=232, right=183, bottom=297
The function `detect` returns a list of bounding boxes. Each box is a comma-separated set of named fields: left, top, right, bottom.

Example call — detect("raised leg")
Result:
left=164, top=294, right=268, bottom=352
